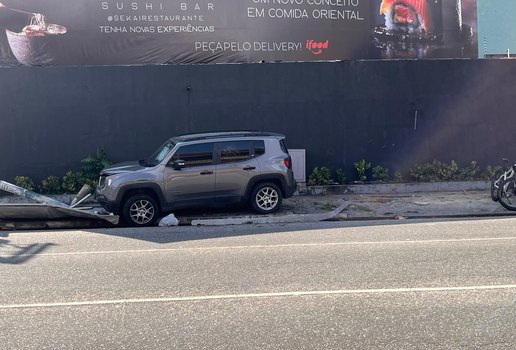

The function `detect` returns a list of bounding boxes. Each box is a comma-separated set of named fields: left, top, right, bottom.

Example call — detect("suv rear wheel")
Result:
left=122, top=194, right=159, bottom=226
left=250, top=182, right=282, bottom=214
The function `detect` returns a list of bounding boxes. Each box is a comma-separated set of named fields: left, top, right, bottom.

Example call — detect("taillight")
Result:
left=284, top=157, right=292, bottom=169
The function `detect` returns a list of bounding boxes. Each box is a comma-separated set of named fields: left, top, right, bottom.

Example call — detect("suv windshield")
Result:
left=144, top=140, right=175, bottom=167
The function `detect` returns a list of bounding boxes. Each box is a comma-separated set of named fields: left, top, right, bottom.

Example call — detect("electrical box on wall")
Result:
left=289, top=149, right=306, bottom=184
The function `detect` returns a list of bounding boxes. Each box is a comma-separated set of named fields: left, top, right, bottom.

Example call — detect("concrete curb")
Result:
left=332, top=211, right=516, bottom=222
left=191, top=201, right=349, bottom=226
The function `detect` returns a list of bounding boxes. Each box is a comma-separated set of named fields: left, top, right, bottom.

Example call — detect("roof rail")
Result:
left=173, top=131, right=284, bottom=142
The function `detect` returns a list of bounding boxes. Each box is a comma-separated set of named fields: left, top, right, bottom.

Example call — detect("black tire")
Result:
left=122, top=194, right=160, bottom=226
left=497, top=177, right=516, bottom=211
left=250, top=182, right=283, bottom=214
left=490, top=169, right=504, bottom=201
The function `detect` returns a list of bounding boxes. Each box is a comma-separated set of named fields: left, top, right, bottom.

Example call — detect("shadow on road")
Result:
left=0, top=232, right=56, bottom=264
left=82, top=216, right=504, bottom=245
left=1, top=201, right=510, bottom=247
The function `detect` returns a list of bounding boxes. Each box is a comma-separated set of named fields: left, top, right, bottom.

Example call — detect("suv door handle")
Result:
left=243, top=166, right=256, bottom=171
left=200, top=170, right=214, bottom=175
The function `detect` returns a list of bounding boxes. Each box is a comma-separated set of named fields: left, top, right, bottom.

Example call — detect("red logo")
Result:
left=306, top=40, right=329, bottom=55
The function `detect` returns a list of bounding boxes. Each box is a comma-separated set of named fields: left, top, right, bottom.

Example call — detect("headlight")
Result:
left=98, top=176, right=113, bottom=189
left=98, top=176, right=106, bottom=189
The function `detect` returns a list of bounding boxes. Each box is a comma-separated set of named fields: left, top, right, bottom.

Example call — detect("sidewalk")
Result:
left=184, top=181, right=513, bottom=225
left=1, top=181, right=514, bottom=229
left=282, top=190, right=510, bottom=221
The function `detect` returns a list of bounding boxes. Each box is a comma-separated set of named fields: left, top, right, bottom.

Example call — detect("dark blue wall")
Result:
left=1, top=59, right=515, bottom=183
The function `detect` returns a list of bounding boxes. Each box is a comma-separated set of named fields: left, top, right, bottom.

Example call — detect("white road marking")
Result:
left=1, top=285, right=516, bottom=309
left=1, top=236, right=515, bottom=257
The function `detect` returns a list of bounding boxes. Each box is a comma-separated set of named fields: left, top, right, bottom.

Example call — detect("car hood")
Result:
left=100, top=161, right=146, bottom=176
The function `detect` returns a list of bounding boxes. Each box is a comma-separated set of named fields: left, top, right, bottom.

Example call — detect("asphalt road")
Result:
left=1, top=218, right=515, bottom=349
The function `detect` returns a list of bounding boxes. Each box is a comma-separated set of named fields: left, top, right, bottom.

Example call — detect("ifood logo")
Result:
left=306, top=39, right=329, bottom=55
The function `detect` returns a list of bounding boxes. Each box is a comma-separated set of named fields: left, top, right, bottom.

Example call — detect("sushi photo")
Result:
left=374, top=0, right=441, bottom=44
left=380, top=0, right=434, bottom=34
left=372, top=0, right=477, bottom=59
left=0, top=2, right=66, bottom=65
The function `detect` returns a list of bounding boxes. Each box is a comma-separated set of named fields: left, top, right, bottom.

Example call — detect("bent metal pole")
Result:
left=0, top=180, right=69, bottom=207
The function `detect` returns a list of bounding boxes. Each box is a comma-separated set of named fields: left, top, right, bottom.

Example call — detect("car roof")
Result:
left=171, top=131, right=285, bottom=143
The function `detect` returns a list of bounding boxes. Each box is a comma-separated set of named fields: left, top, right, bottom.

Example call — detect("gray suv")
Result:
left=95, top=132, right=297, bottom=226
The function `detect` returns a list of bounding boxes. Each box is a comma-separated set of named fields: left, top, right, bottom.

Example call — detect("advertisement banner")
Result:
left=0, top=0, right=478, bottom=66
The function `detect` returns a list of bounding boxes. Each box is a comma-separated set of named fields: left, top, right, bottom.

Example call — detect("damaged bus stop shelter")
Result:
left=0, top=180, right=118, bottom=230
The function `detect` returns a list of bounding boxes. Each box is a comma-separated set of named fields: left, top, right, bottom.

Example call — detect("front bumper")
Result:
left=94, top=192, right=120, bottom=214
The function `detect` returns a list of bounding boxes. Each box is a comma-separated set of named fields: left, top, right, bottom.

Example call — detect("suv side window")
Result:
left=218, top=140, right=265, bottom=163
left=254, top=140, right=265, bottom=157
left=220, top=141, right=252, bottom=164
left=171, top=143, right=214, bottom=167
left=279, top=140, right=288, bottom=154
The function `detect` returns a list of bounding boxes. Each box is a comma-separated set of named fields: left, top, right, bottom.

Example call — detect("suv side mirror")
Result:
left=172, top=159, right=186, bottom=170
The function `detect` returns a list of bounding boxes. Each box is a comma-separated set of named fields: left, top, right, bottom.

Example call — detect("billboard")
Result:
left=0, top=0, right=478, bottom=66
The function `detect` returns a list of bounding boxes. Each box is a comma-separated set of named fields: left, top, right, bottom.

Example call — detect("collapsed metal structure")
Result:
left=0, top=180, right=118, bottom=226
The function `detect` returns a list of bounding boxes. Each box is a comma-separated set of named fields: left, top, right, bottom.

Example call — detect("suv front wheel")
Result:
left=250, top=182, right=282, bottom=214
left=122, top=194, right=159, bottom=226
